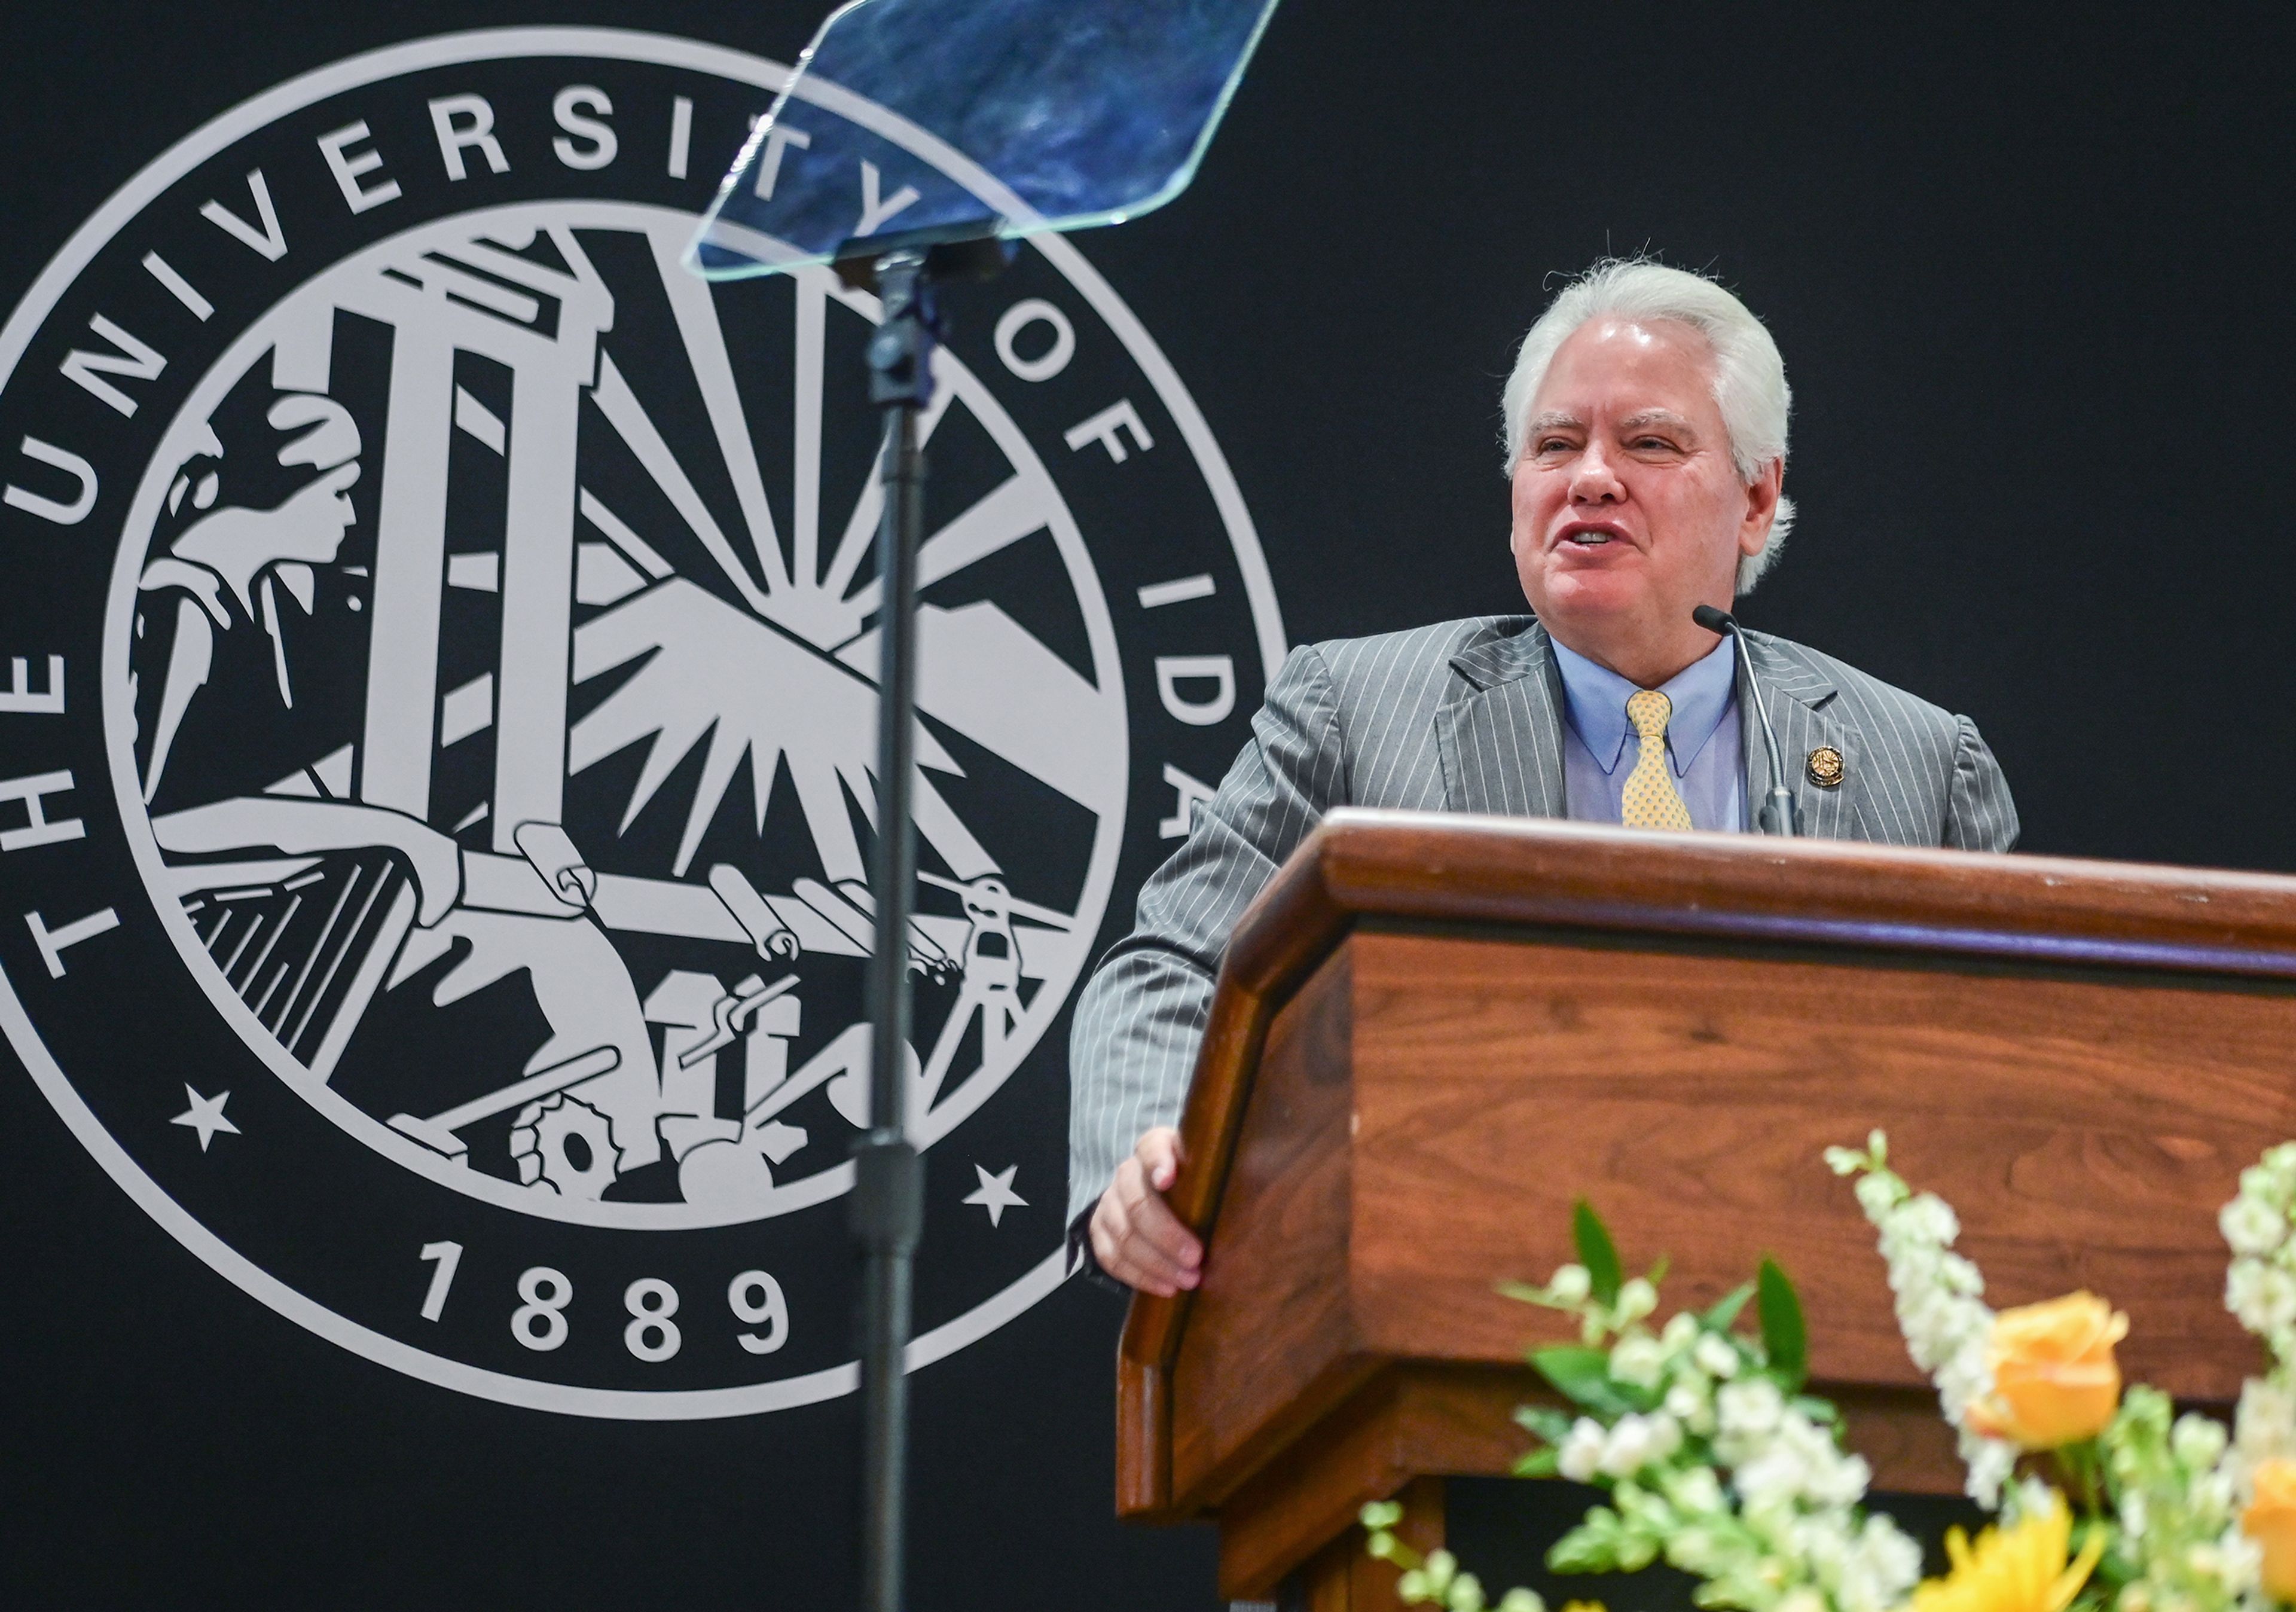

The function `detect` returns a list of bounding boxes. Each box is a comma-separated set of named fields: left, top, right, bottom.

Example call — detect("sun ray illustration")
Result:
left=590, top=351, right=775, bottom=616
left=569, top=578, right=967, bottom=880
left=646, top=225, right=791, bottom=597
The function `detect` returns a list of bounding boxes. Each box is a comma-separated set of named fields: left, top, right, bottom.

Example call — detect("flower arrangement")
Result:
left=1359, top=1135, right=2296, bottom=1612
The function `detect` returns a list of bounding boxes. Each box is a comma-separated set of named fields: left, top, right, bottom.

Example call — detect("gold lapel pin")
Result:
left=1805, top=746, right=1845, bottom=789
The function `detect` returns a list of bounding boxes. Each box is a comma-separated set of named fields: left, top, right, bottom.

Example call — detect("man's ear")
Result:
left=1738, top=459, right=1784, bottom=557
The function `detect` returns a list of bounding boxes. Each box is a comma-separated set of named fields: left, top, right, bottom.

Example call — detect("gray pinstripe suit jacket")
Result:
left=1066, top=615, right=2019, bottom=1227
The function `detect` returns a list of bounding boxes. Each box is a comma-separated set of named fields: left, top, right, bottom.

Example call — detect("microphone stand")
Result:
left=852, top=244, right=932, bottom=1612
left=841, top=235, right=1007, bottom=1612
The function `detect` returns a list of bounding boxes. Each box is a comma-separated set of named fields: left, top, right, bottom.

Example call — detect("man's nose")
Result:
left=1570, top=441, right=1625, bottom=503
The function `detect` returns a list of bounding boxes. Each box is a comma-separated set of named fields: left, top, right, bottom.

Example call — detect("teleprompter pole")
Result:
left=854, top=246, right=935, bottom=1612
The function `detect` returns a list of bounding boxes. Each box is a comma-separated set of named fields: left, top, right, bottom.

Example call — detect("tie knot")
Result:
left=1625, top=688, right=1672, bottom=741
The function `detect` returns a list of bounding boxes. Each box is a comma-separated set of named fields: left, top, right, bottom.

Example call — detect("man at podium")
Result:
left=1070, top=258, right=2020, bottom=1295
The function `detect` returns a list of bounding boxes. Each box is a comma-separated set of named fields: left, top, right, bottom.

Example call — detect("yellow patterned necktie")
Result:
left=1620, top=689, right=1694, bottom=831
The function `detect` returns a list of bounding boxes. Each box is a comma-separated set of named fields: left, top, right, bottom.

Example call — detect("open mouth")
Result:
left=1557, top=524, right=1629, bottom=549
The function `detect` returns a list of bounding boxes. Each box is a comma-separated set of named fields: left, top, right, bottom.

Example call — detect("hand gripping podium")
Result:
left=1115, top=810, right=2296, bottom=1607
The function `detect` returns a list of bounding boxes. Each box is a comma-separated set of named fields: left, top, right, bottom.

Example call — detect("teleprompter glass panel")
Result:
left=689, top=0, right=1281, bottom=278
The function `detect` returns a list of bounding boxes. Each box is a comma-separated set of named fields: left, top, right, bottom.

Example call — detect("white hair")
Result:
left=1501, top=258, right=1794, bottom=594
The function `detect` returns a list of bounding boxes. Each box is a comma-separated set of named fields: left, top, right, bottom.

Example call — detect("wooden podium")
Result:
left=1115, top=811, right=2296, bottom=1607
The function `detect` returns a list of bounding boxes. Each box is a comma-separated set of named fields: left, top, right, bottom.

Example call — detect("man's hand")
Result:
left=1089, top=1126, right=1203, bottom=1296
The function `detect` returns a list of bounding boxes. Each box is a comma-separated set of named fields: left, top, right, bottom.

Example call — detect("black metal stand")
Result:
left=852, top=246, right=936, bottom=1612
left=840, top=231, right=1010, bottom=1612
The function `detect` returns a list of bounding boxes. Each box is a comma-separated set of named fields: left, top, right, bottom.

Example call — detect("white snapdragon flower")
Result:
left=1786, top=1511, right=1852, bottom=1574
left=2194, top=1468, right=2237, bottom=1517
left=1597, top=1412, right=1683, bottom=1477
left=1854, top=1173, right=1901, bottom=1220
left=2230, top=1262, right=2271, bottom=1333
left=1839, top=1139, right=2020, bottom=1506
left=1733, top=1445, right=1809, bottom=1508
left=2222, top=1196, right=2287, bottom=1259
left=1547, top=1263, right=1592, bottom=1305
left=2248, top=1146, right=2296, bottom=1201
left=2004, top=1474, right=2059, bottom=1525
left=1610, top=1335, right=1666, bottom=1391
left=1724, top=1410, right=1873, bottom=1512
left=1616, top=1277, right=1659, bottom=1326
left=1665, top=1378, right=1712, bottom=1431
left=1556, top=1418, right=1606, bottom=1484
left=1895, top=1291, right=1964, bottom=1365
left=1694, top=1334, right=1741, bottom=1380
left=2216, top=1523, right=2264, bottom=1594
left=1598, top=1416, right=1653, bottom=1478
left=1831, top=1518, right=1923, bottom=1612
left=1962, top=1437, right=2013, bottom=1510
left=1806, top=1448, right=1874, bottom=1509
left=1717, top=1377, right=1784, bottom=1439
left=2175, top=1412, right=2231, bottom=1470
left=1662, top=1312, right=1699, bottom=1351
left=1935, top=1251, right=1986, bottom=1297
left=2260, top=1269, right=2296, bottom=1333
left=1898, top=1194, right=1959, bottom=1246
left=1857, top=1515, right=1924, bottom=1597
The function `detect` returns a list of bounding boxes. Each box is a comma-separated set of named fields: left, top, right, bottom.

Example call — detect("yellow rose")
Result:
left=1965, top=1293, right=2127, bottom=1449
left=2245, top=1458, right=2296, bottom=1602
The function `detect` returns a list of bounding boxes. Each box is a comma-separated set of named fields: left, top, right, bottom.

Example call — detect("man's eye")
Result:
left=1536, top=438, right=1573, bottom=454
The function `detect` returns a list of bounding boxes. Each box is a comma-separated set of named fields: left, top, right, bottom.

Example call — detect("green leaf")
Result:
left=1531, top=1345, right=1647, bottom=1417
left=1531, top=1345, right=1615, bottom=1406
left=1790, top=1394, right=1839, bottom=1425
left=1757, top=1257, right=1808, bottom=1390
left=1702, top=1281, right=1755, bottom=1334
left=1514, top=1406, right=1574, bottom=1444
left=1574, top=1199, right=1623, bottom=1306
left=1513, top=1446, right=1562, bottom=1477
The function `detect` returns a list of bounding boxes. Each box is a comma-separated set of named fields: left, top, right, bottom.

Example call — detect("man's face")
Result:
left=1509, top=316, right=1778, bottom=682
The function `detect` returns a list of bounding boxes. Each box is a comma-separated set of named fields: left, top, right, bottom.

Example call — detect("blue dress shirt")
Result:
left=1552, top=635, right=1747, bottom=832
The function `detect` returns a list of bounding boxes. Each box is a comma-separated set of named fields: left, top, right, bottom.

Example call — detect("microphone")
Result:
left=1693, top=604, right=1799, bottom=836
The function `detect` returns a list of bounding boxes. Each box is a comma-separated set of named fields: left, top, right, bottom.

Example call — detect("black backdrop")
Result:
left=4, top=4, right=2293, bottom=1607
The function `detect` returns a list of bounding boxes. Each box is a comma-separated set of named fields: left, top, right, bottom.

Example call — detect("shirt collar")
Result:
left=1550, top=633, right=1738, bottom=777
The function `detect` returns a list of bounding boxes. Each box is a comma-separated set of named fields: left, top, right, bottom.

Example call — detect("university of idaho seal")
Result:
left=0, top=28, right=1281, bottom=1415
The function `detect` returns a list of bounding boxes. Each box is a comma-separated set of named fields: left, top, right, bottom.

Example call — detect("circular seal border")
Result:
left=0, top=25, right=1285, bottom=1417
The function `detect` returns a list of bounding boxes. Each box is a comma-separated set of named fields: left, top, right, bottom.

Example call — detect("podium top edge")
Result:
left=1235, top=809, right=2296, bottom=991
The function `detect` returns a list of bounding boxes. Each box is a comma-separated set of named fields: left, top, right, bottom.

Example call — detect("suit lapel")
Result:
left=1737, top=635, right=1860, bottom=839
left=1433, top=622, right=1866, bottom=837
left=1437, top=621, right=1568, bottom=818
